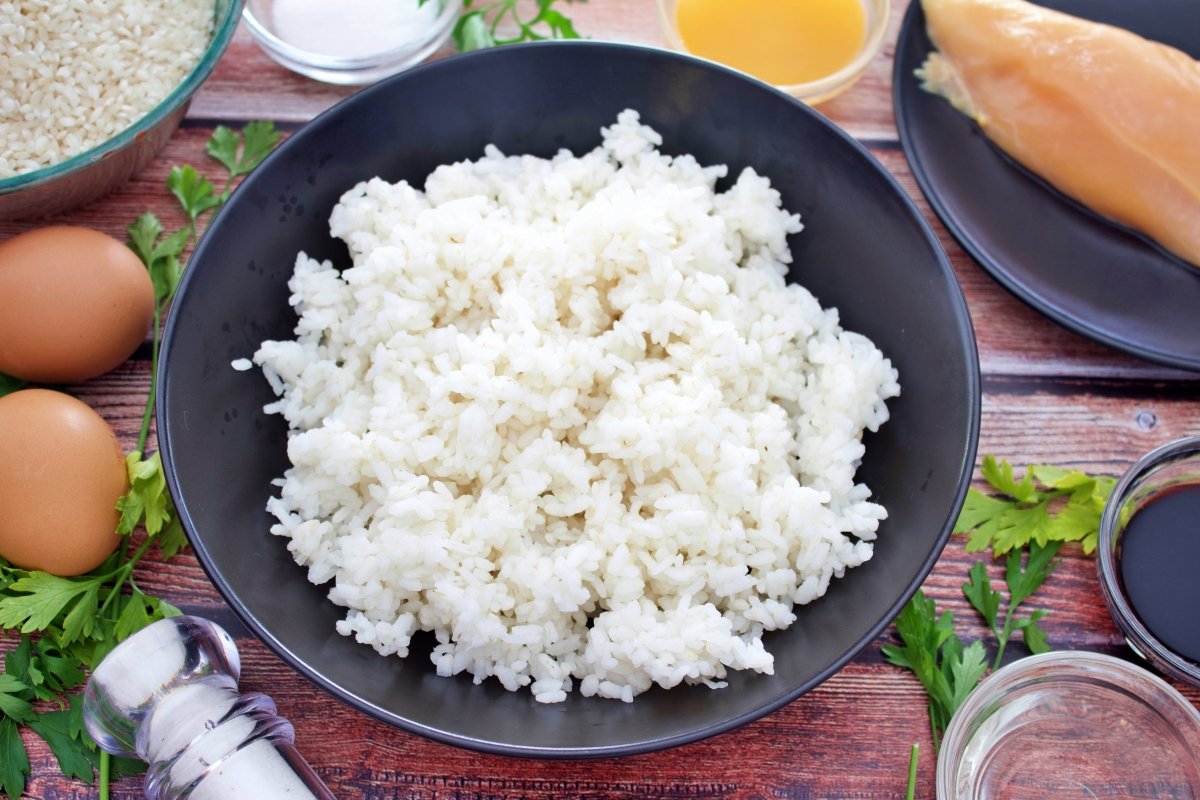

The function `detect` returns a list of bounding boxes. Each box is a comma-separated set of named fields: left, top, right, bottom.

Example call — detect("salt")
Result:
left=267, top=0, right=441, bottom=58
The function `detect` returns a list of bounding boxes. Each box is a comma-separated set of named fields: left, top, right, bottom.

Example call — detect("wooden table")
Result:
left=5, top=2, right=1199, bottom=797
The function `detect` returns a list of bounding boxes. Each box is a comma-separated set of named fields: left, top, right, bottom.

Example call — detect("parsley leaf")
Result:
left=204, top=125, right=241, bottom=173
left=946, top=639, right=988, bottom=713
left=127, top=213, right=188, bottom=307
left=157, top=518, right=189, bottom=561
left=114, top=589, right=174, bottom=643
left=0, top=676, right=33, bottom=723
left=116, top=451, right=189, bottom=562
left=954, top=457, right=1114, bottom=555
left=962, top=561, right=1001, bottom=630
left=107, top=754, right=148, bottom=779
left=1014, top=609, right=1051, bottom=655
left=0, top=573, right=104, bottom=636
left=454, top=10, right=494, bottom=51
left=981, top=454, right=1038, bottom=502
left=0, top=717, right=30, bottom=800
left=126, top=212, right=164, bottom=266
left=538, top=8, right=580, bottom=39
left=205, top=121, right=281, bottom=181
left=1006, top=539, right=1059, bottom=607
left=236, top=121, right=282, bottom=176
left=28, top=702, right=94, bottom=784
left=7, top=638, right=84, bottom=700
left=59, top=583, right=101, bottom=646
left=167, top=165, right=222, bottom=222
left=116, top=452, right=172, bottom=538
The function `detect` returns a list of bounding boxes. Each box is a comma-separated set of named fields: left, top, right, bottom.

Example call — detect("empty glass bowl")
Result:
left=244, top=0, right=462, bottom=85
left=937, top=651, right=1200, bottom=800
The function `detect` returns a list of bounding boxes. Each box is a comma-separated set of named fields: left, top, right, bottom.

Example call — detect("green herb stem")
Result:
left=97, top=539, right=154, bottom=618
left=135, top=305, right=163, bottom=456
left=99, top=751, right=110, bottom=800
left=906, top=743, right=919, bottom=800
left=927, top=701, right=937, bottom=752
left=993, top=609, right=1016, bottom=670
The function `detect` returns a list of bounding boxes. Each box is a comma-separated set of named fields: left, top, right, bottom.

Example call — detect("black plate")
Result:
left=159, top=41, right=979, bottom=757
left=894, top=0, right=1200, bottom=371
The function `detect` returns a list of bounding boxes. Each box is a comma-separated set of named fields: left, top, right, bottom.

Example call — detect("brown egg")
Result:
left=0, top=389, right=127, bottom=575
left=0, top=226, right=155, bottom=383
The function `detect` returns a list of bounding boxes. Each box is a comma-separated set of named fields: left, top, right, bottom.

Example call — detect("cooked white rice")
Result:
left=0, top=0, right=213, bottom=178
left=252, top=110, right=900, bottom=703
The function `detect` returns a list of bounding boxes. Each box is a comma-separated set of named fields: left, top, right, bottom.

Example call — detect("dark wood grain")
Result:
left=4, top=1, right=1199, bottom=797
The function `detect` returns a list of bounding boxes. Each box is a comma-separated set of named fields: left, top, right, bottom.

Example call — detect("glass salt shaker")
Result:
left=83, top=615, right=337, bottom=800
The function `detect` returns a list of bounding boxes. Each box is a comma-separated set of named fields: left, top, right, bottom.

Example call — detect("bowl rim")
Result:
left=159, top=38, right=981, bottom=758
left=0, top=0, right=245, bottom=195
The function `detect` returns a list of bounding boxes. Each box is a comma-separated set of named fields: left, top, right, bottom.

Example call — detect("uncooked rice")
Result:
left=251, top=110, right=900, bottom=703
left=0, top=0, right=213, bottom=178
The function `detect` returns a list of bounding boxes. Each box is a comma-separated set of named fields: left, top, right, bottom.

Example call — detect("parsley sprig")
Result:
left=125, top=121, right=281, bottom=464
left=419, top=0, right=585, bottom=51
left=881, top=546, right=1060, bottom=759
left=0, top=121, right=279, bottom=800
left=0, top=553, right=171, bottom=798
left=884, top=457, right=1115, bottom=787
left=963, top=541, right=1058, bottom=669
left=881, top=592, right=988, bottom=750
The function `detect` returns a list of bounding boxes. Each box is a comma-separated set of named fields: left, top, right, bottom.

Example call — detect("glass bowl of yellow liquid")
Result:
left=657, top=0, right=890, bottom=104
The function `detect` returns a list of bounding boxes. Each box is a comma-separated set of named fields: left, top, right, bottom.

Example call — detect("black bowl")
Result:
left=159, top=41, right=980, bottom=757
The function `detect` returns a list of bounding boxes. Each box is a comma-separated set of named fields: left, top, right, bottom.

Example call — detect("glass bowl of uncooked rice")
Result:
left=0, top=0, right=243, bottom=219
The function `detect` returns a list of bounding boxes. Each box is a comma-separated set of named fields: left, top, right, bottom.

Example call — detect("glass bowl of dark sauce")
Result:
left=1099, top=436, right=1200, bottom=687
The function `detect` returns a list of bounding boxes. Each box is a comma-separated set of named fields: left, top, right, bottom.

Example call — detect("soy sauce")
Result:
left=1119, top=484, right=1200, bottom=663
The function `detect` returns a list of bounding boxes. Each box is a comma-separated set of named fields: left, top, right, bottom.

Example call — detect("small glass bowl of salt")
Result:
left=244, top=0, right=462, bottom=85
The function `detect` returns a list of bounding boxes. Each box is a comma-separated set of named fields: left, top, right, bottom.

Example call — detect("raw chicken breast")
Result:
left=918, top=0, right=1200, bottom=268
